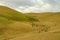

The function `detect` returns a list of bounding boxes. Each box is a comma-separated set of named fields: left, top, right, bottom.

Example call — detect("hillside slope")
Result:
left=26, top=13, right=60, bottom=30
left=0, top=6, right=38, bottom=40
left=0, top=6, right=28, bottom=21
left=0, top=6, right=60, bottom=40
left=10, top=29, right=60, bottom=40
left=10, top=13, right=60, bottom=40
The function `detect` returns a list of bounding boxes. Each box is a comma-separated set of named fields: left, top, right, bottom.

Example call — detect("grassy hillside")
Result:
left=0, top=6, right=39, bottom=40
left=26, top=13, right=60, bottom=30
left=0, top=6, right=28, bottom=21
left=10, top=29, right=60, bottom=40
left=0, top=6, right=60, bottom=40
left=10, top=13, right=60, bottom=40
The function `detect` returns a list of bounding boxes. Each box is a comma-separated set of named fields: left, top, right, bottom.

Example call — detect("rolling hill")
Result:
left=0, top=6, right=60, bottom=40
left=26, top=13, right=60, bottom=31
left=0, top=6, right=29, bottom=21
left=0, top=6, right=38, bottom=40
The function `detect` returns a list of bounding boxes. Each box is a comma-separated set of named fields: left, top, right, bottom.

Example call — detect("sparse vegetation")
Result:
left=0, top=6, right=60, bottom=40
left=27, top=16, right=39, bottom=27
left=0, top=6, right=39, bottom=40
left=38, top=25, right=50, bottom=33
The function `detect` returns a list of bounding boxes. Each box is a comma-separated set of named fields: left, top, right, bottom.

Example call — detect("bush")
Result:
left=38, top=25, right=50, bottom=33
left=27, top=16, right=39, bottom=27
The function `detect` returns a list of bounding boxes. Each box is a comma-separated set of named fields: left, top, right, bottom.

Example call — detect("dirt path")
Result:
left=9, top=29, right=60, bottom=40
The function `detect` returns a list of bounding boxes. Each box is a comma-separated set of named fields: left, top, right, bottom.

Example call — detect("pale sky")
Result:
left=0, top=0, right=60, bottom=13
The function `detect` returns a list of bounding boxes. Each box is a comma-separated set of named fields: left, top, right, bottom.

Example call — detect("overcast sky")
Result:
left=0, top=0, right=60, bottom=13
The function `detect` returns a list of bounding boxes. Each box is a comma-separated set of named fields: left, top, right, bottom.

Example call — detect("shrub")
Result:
left=38, top=25, right=50, bottom=33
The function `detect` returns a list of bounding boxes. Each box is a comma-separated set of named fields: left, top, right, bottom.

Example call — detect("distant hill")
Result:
left=0, top=6, right=27, bottom=21
left=0, top=6, right=19, bottom=13
left=26, top=13, right=60, bottom=30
